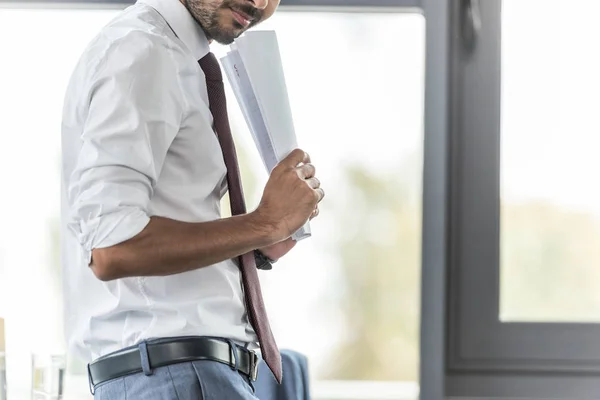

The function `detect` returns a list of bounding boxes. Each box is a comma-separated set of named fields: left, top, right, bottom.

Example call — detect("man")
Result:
left=60, top=0, right=324, bottom=398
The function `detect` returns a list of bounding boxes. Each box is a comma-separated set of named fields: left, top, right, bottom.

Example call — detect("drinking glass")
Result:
left=0, top=352, right=6, bottom=400
left=31, top=354, right=65, bottom=400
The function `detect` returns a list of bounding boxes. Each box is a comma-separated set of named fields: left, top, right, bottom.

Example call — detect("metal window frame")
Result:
left=419, top=0, right=452, bottom=399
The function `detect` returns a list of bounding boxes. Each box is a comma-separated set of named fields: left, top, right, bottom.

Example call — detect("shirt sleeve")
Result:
left=67, top=30, right=185, bottom=264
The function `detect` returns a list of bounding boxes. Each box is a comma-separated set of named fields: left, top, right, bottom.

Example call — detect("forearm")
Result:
left=90, top=212, right=279, bottom=281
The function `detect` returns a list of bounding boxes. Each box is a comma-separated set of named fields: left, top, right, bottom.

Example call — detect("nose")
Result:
left=249, top=0, right=268, bottom=10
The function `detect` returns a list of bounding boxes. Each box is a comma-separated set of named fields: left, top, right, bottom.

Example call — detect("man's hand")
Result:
left=258, top=194, right=322, bottom=262
left=256, top=149, right=325, bottom=242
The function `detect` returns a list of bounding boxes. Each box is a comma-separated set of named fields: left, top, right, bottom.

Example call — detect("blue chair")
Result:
left=254, top=349, right=311, bottom=400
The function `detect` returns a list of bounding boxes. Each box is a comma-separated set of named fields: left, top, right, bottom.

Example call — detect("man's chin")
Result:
left=213, top=32, right=243, bottom=45
left=206, top=25, right=243, bottom=45
left=211, top=35, right=235, bottom=45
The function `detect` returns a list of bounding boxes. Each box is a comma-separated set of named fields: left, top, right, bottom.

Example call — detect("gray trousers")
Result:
left=93, top=359, right=259, bottom=399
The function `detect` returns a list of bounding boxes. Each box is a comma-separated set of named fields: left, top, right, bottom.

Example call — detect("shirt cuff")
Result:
left=73, top=207, right=151, bottom=264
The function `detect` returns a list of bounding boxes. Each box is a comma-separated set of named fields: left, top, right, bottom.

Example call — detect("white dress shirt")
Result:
left=61, top=0, right=257, bottom=362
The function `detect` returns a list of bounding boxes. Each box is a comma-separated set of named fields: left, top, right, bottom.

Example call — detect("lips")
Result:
left=230, top=8, right=253, bottom=28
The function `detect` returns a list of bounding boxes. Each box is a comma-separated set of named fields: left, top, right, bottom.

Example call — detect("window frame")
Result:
left=418, top=0, right=452, bottom=399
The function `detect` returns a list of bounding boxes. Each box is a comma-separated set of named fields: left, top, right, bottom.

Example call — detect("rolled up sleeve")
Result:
left=67, top=31, right=184, bottom=263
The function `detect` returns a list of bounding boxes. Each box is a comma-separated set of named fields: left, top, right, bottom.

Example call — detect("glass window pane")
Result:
left=500, top=0, right=600, bottom=322
left=0, top=7, right=424, bottom=399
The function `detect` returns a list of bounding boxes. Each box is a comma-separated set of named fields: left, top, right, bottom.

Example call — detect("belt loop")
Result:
left=138, top=341, right=153, bottom=376
left=225, top=339, right=239, bottom=371
left=87, top=363, right=96, bottom=395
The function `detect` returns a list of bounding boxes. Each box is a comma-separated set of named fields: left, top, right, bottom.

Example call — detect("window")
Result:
left=0, top=5, right=424, bottom=399
left=447, top=0, right=600, bottom=397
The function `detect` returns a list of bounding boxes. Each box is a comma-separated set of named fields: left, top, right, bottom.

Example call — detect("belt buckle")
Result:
left=87, top=363, right=96, bottom=395
left=249, top=350, right=259, bottom=381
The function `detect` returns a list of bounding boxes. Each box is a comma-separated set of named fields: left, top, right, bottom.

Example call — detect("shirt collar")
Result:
left=138, top=0, right=210, bottom=60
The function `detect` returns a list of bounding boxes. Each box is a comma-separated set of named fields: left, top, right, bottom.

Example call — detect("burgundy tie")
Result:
left=199, top=52, right=282, bottom=384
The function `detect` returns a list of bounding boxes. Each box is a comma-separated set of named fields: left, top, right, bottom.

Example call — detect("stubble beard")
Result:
left=183, top=0, right=258, bottom=45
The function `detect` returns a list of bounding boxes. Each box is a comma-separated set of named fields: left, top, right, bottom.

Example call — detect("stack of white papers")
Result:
left=221, top=30, right=311, bottom=241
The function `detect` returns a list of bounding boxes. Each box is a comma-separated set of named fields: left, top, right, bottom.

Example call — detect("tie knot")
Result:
left=199, top=52, right=223, bottom=82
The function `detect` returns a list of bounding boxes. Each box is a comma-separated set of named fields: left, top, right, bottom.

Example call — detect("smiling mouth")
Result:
left=230, top=8, right=254, bottom=28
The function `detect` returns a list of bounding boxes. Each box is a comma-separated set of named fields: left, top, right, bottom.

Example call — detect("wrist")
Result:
left=245, top=209, right=283, bottom=247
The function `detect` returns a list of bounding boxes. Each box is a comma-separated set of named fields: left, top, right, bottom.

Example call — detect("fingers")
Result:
left=310, top=207, right=320, bottom=220
left=306, top=177, right=320, bottom=189
left=283, top=148, right=311, bottom=168
left=314, top=188, right=325, bottom=203
left=298, top=164, right=316, bottom=179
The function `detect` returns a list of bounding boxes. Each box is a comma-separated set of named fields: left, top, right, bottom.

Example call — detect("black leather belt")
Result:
left=87, top=337, right=260, bottom=390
